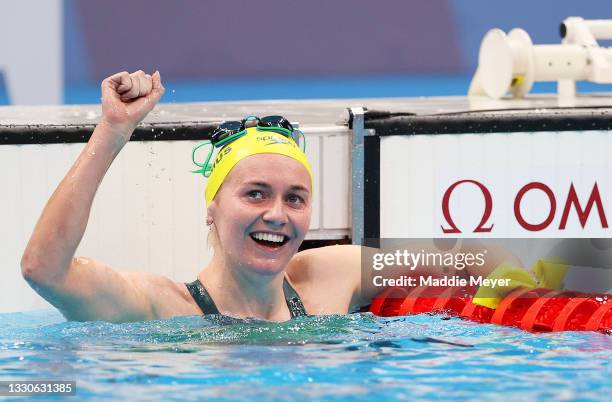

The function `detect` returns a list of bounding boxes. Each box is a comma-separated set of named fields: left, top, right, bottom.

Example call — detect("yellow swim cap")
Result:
left=204, top=127, right=313, bottom=205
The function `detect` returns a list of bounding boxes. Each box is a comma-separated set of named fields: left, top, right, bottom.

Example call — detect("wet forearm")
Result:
left=21, top=122, right=131, bottom=281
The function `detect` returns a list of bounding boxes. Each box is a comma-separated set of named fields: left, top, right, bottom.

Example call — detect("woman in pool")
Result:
left=21, top=71, right=515, bottom=323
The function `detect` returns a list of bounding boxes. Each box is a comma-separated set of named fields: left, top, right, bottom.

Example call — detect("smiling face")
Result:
left=207, top=153, right=312, bottom=276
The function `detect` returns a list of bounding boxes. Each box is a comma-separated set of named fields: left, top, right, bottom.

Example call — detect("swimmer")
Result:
left=21, top=71, right=518, bottom=323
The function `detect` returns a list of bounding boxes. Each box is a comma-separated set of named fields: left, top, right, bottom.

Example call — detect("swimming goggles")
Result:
left=192, top=115, right=306, bottom=177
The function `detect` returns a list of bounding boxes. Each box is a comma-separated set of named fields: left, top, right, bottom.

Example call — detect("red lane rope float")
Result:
left=520, top=290, right=564, bottom=332
left=553, top=294, right=609, bottom=332
left=369, top=287, right=410, bottom=317
left=370, top=285, right=611, bottom=333
left=460, top=298, right=495, bottom=324
left=490, top=287, right=545, bottom=327
left=585, top=300, right=612, bottom=331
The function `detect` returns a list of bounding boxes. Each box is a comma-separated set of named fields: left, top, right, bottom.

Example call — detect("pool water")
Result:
left=1, top=310, right=610, bottom=401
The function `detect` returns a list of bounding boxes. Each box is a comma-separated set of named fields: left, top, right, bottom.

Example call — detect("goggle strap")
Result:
left=214, top=130, right=247, bottom=148
left=191, top=140, right=214, bottom=177
left=297, top=129, right=306, bottom=153
left=256, top=126, right=292, bottom=136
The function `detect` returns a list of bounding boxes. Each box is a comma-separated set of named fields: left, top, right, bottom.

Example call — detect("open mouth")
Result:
left=249, top=232, right=290, bottom=249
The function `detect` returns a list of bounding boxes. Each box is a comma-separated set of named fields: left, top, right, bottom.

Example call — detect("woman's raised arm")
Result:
left=21, top=71, right=165, bottom=322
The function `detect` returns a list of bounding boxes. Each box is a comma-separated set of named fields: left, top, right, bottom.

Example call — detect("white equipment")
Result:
left=469, top=17, right=612, bottom=99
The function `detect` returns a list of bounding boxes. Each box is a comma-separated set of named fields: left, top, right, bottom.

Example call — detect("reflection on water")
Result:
left=0, top=310, right=610, bottom=401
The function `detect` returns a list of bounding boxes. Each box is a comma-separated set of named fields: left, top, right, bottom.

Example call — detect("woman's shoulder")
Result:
left=286, top=244, right=362, bottom=314
left=123, top=272, right=202, bottom=318
left=287, top=244, right=361, bottom=285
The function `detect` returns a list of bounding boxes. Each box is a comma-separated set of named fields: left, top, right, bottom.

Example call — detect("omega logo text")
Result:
left=441, top=180, right=608, bottom=233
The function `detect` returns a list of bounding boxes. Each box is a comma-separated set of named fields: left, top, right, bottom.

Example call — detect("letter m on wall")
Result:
left=559, top=183, right=609, bottom=229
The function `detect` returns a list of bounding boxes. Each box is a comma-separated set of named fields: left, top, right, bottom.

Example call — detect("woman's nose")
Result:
left=262, top=198, right=288, bottom=226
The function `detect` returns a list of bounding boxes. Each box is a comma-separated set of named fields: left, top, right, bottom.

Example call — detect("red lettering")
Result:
left=441, top=180, right=494, bottom=234
left=514, top=182, right=556, bottom=231
left=559, top=183, right=608, bottom=229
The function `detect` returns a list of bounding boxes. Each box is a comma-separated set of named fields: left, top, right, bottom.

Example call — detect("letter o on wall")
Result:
left=514, top=182, right=556, bottom=231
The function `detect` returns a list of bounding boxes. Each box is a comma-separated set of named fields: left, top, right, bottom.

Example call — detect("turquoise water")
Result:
left=1, top=310, right=610, bottom=401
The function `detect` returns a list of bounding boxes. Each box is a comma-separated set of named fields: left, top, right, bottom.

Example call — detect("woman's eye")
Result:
left=247, top=190, right=264, bottom=200
left=287, top=194, right=305, bottom=205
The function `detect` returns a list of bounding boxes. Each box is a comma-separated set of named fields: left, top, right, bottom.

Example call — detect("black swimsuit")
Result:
left=185, top=277, right=308, bottom=318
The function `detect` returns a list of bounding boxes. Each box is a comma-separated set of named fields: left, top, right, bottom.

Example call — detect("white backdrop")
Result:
left=381, top=130, right=612, bottom=238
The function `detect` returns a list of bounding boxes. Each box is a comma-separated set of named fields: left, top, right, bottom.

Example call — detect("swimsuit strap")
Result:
left=185, top=277, right=308, bottom=318
left=185, top=279, right=220, bottom=315
left=282, top=278, right=308, bottom=318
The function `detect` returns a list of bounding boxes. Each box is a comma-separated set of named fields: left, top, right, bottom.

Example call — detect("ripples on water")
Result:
left=0, top=310, right=610, bottom=401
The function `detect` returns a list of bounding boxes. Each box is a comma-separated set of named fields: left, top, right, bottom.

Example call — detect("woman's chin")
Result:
left=242, top=258, right=289, bottom=276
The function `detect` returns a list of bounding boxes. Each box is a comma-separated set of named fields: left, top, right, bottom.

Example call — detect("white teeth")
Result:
left=252, top=232, right=285, bottom=243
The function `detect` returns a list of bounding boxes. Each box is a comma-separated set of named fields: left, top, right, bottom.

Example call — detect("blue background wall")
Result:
left=2, top=0, right=611, bottom=104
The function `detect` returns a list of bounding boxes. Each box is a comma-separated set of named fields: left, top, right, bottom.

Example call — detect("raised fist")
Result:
left=100, top=70, right=165, bottom=134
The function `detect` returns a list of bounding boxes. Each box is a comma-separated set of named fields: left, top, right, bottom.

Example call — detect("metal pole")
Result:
left=349, top=107, right=365, bottom=245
